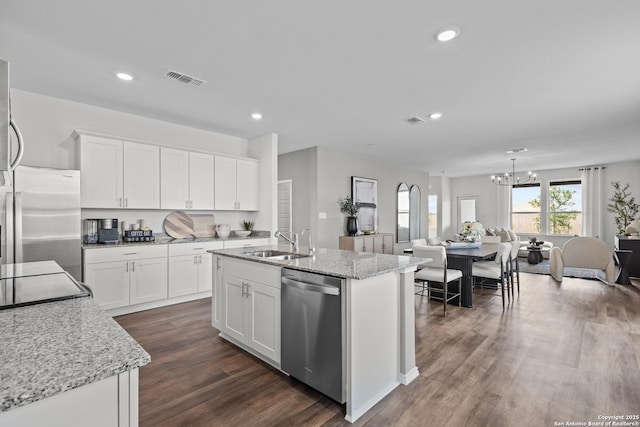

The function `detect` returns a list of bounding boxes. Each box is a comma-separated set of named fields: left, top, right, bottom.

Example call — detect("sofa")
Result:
left=483, top=227, right=553, bottom=259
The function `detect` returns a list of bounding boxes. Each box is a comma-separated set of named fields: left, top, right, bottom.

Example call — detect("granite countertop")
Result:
left=209, top=244, right=427, bottom=280
left=0, top=298, right=150, bottom=412
left=82, top=231, right=270, bottom=249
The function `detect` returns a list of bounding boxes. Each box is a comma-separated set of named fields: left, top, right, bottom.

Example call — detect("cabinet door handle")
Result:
left=131, top=261, right=135, bottom=272
left=241, top=282, right=246, bottom=297
left=118, top=197, right=123, bottom=207
left=125, top=198, right=128, bottom=208
left=216, top=257, right=221, bottom=270
left=245, top=283, right=250, bottom=297
left=125, top=261, right=129, bottom=272
left=198, top=255, right=202, bottom=264
left=194, top=256, right=198, bottom=265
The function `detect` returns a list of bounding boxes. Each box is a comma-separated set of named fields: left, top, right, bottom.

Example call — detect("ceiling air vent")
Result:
left=165, top=70, right=207, bottom=87
left=406, top=116, right=426, bottom=124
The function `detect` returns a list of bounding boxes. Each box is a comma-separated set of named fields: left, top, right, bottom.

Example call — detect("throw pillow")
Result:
left=497, top=229, right=511, bottom=242
left=486, top=228, right=496, bottom=236
left=507, top=229, right=518, bottom=241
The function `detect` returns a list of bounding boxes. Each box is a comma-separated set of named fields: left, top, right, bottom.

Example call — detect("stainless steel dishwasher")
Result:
left=281, top=268, right=345, bottom=403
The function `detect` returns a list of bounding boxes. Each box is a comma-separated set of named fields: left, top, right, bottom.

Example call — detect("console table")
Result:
left=339, top=233, right=394, bottom=254
left=615, top=235, right=640, bottom=279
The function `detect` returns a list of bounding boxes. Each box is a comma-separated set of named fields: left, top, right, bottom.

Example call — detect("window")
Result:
left=512, top=184, right=541, bottom=233
left=428, top=195, right=438, bottom=237
left=548, top=180, right=582, bottom=235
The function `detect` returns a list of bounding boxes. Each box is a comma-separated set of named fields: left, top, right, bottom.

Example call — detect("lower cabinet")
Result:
left=168, top=242, right=223, bottom=297
left=215, top=256, right=281, bottom=365
left=339, top=233, right=394, bottom=254
left=83, top=245, right=168, bottom=311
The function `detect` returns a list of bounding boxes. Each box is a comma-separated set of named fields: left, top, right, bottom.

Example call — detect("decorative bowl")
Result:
left=234, top=230, right=252, bottom=237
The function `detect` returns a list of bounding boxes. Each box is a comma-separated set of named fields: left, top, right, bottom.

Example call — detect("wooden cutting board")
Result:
left=163, top=211, right=195, bottom=239
left=191, top=214, right=216, bottom=238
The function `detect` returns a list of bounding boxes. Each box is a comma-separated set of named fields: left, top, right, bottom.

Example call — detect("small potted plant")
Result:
left=236, top=220, right=253, bottom=237
left=338, top=196, right=360, bottom=236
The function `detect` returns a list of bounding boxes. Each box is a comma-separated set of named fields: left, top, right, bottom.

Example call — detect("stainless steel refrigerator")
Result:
left=1, top=59, right=82, bottom=281
left=1, top=166, right=82, bottom=280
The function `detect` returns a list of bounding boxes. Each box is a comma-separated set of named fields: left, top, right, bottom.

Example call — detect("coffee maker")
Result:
left=97, top=218, right=119, bottom=244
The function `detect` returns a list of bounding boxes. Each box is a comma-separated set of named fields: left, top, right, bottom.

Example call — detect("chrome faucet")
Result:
left=274, top=230, right=299, bottom=253
left=301, top=228, right=315, bottom=255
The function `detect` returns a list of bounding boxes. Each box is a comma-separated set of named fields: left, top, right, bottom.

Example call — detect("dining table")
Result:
left=404, top=243, right=499, bottom=307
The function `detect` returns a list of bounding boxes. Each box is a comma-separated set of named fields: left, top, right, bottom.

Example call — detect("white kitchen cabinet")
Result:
left=123, top=142, right=160, bottom=209
left=80, top=135, right=123, bottom=208
left=218, top=257, right=281, bottom=364
left=79, top=133, right=160, bottom=209
left=189, top=152, right=215, bottom=210
left=222, top=238, right=269, bottom=249
left=160, top=147, right=189, bottom=209
left=129, top=257, right=168, bottom=305
left=160, top=148, right=214, bottom=210
left=168, top=242, right=222, bottom=297
left=83, top=261, right=129, bottom=310
left=214, top=156, right=259, bottom=211
left=82, top=245, right=168, bottom=311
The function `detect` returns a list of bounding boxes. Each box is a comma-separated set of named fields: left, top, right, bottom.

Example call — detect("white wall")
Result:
left=11, top=89, right=276, bottom=235
left=447, top=160, right=640, bottom=250
left=279, top=146, right=429, bottom=253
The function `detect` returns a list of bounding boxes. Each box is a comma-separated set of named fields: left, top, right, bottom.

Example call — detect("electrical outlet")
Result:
left=319, top=212, right=327, bottom=219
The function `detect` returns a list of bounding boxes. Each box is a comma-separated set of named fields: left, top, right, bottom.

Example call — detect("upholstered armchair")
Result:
left=549, top=237, right=615, bottom=285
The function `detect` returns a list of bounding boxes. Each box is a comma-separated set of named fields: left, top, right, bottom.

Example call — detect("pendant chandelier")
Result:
left=490, top=158, right=536, bottom=186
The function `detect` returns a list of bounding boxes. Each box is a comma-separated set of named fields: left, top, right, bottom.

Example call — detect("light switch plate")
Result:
left=319, top=212, right=327, bottom=219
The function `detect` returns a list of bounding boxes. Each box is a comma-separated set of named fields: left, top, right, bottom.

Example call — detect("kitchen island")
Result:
left=0, top=297, right=150, bottom=426
left=209, top=245, right=427, bottom=423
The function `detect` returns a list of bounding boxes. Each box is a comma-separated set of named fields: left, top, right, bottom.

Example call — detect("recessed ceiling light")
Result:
left=435, top=27, right=460, bottom=42
left=116, top=72, right=134, bottom=81
left=251, top=113, right=263, bottom=120
left=506, top=148, right=528, bottom=154
left=429, top=112, right=444, bottom=120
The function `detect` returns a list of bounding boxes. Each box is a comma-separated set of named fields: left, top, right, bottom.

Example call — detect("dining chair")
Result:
left=412, top=245, right=463, bottom=316
left=471, top=242, right=512, bottom=309
left=509, top=239, right=521, bottom=294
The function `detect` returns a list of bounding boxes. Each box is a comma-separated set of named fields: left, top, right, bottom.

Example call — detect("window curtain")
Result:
left=496, top=184, right=512, bottom=229
left=581, top=166, right=605, bottom=238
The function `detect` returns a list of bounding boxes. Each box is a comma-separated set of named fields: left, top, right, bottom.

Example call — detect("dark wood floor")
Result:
left=115, top=274, right=640, bottom=426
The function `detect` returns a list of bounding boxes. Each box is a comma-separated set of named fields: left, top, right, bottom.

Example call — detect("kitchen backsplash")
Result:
left=81, top=209, right=260, bottom=236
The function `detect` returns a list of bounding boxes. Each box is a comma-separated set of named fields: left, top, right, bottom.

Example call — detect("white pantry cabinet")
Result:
left=219, top=257, right=281, bottom=364
left=83, top=245, right=168, bottom=310
left=214, top=156, right=259, bottom=211
left=168, top=241, right=222, bottom=297
left=79, top=134, right=160, bottom=209
left=160, top=148, right=214, bottom=210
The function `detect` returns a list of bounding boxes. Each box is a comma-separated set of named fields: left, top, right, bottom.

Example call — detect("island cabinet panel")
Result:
left=339, top=233, right=394, bottom=254
left=217, top=257, right=281, bottom=365
left=0, top=370, right=139, bottom=427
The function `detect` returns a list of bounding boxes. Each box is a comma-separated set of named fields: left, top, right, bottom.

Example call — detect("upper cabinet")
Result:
left=80, top=135, right=123, bottom=208
left=123, top=142, right=160, bottom=209
left=78, top=132, right=258, bottom=211
left=80, top=135, right=159, bottom=209
left=160, top=148, right=214, bottom=210
left=214, top=156, right=259, bottom=211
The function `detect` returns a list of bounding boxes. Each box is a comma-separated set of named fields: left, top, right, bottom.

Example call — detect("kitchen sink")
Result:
left=244, top=250, right=309, bottom=260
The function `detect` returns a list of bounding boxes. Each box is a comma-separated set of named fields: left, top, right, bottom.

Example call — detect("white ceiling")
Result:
left=1, top=0, right=639, bottom=177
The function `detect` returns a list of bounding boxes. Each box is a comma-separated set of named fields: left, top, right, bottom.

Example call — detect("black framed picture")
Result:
left=351, top=176, right=378, bottom=233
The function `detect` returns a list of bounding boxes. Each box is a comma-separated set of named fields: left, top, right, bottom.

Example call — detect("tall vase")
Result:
left=346, top=216, right=359, bottom=236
